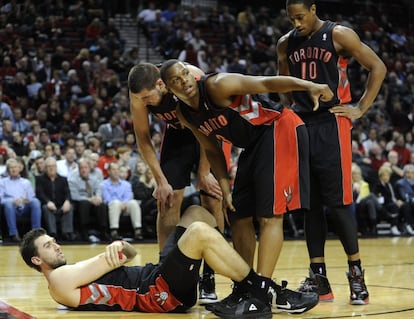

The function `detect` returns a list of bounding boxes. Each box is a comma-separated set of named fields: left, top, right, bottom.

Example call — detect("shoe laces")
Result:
left=298, top=277, right=318, bottom=291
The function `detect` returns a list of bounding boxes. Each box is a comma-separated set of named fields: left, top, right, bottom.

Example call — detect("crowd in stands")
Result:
left=0, top=0, right=413, bottom=243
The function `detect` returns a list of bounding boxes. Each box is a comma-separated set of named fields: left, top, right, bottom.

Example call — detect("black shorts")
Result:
left=229, top=109, right=310, bottom=222
left=158, top=246, right=201, bottom=311
left=299, top=112, right=353, bottom=207
left=160, top=127, right=200, bottom=190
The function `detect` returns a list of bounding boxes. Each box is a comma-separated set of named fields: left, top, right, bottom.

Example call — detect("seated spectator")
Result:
left=56, top=147, right=77, bottom=178
left=386, top=150, right=404, bottom=185
left=392, top=133, right=411, bottom=167
left=130, top=166, right=157, bottom=238
left=36, top=157, right=76, bottom=241
left=352, top=163, right=400, bottom=236
left=97, top=115, right=125, bottom=145
left=100, top=162, right=143, bottom=241
left=12, top=107, right=30, bottom=134
left=394, top=164, right=414, bottom=235
left=0, top=158, right=41, bottom=242
left=68, top=158, right=108, bottom=243
left=74, top=138, right=86, bottom=158
left=76, top=122, right=94, bottom=143
left=372, top=164, right=403, bottom=235
left=30, top=154, right=46, bottom=177
left=97, top=142, right=117, bottom=179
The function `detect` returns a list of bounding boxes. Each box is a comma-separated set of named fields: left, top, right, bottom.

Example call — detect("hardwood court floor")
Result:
left=1, top=236, right=413, bottom=319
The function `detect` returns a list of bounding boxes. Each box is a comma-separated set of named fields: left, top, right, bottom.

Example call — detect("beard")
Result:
left=50, top=258, right=67, bottom=269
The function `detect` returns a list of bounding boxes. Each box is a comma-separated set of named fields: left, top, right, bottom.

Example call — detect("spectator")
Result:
left=0, top=158, right=41, bottom=242
left=394, top=164, right=414, bottom=235
left=100, top=162, right=143, bottom=241
left=12, top=107, right=30, bottom=134
left=97, top=115, right=124, bottom=145
left=76, top=122, right=94, bottom=143
left=56, top=147, right=77, bottom=178
left=391, top=133, right=411, bottom=166
left=97, top=141, right=117, bottom=179
left=373, top=164, right=403, bottom=234
left=36, top=157, right=76, bottom=241
left=130, top=165, right=157, bottom=238
left=68, top=158, right=108, bottom=242
left=74, top=138, right=86, bottom=158
left=385, top=150, right=404, bottom=185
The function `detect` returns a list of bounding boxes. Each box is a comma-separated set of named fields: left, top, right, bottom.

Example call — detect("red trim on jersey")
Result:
left=79, top=275, right=182, bottom=313
left=336, top=116, right=353, bottom=204
left=274, top=109, right=303, bottom=214
left=336, top=57, right=352, bottom=104
left=230, top=95, right=281, bottom=125
left=221, top=140, right=232, bottom=170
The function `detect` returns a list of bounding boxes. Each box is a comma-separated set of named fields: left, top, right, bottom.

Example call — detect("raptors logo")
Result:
left=155, top=291, right=169, bottom=305
left=283, top=186, right=293, bottom=203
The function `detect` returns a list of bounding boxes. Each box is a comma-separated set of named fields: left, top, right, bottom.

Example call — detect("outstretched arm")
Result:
left=206, top=72, right=333, bottom=111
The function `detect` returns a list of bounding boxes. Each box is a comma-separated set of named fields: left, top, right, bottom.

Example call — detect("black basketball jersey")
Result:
left=286, top=21, right=351, bottom=113
left=178, top=74, right=283, bottom=148
left=146, top=93, right=182, bottom=129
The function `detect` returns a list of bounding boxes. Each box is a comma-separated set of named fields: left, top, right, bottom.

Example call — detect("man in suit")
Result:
left=394, top=164, right=414, bottom=235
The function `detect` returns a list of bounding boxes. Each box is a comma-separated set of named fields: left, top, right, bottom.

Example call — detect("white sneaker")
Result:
left=406, top=224, right=414, bottom=236
left=88, top=234, right=101, bottom=243
left=390, top=225, right=401, bottom=236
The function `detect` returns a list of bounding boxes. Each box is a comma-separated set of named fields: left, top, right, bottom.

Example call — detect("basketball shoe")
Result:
left=297, top=268, right=334, bottom=302
left=347, top=265, right=369, bottom=305
left=199, top=273, right=218, bottom=304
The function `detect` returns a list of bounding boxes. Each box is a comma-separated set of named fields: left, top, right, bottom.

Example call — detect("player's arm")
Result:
left=48, top=241, right=137, bottom=307
left=330, top=25, right=387, bottom=118
left=130, top=92, right=172, bottom=204
left=176, top=106, right=233, bottom=211
left=276, top=32, right=294, bottom=107
left=206, top=70, right=333, bottom=111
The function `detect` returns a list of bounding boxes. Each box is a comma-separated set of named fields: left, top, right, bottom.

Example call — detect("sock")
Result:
left=239, top=269, right=270, bottom=299
left=310, top=262, right=326, bottom=276
left=348, top=259, right=362, bottom=270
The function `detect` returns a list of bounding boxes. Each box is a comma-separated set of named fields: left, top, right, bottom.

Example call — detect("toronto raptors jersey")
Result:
left=178, top=74, right=284, bottom=148
left=287, top=21, right=352, bottom=113
left=76, top=265, right=182, bottom=312
left=146, top=93, right=182, bottom=129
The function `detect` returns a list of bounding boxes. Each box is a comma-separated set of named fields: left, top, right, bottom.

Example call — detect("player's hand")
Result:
left=153, top=183, right=174, bottom=210
left=329, top=104, right=363, bottom=119
left=308, top=83, right=334, bottom=111
left=222, top=193, right=235, bottom=226
left=105, top=241, right=126, bottom=268
left=197, top=173, right=223, bottom=200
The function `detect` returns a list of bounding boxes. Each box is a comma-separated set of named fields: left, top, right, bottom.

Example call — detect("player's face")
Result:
left=164, top=62, right=198, bottom=102
left=287, top=3, right=317, bottom=36
left=136, top=87, right=163, bottom=107
left=34, top=235, right=67, bottom=269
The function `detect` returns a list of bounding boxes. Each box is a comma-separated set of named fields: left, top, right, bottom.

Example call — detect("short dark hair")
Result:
left=20, top=228, right=47, bottom=272
left=286, top=0, right=315, bottom=9
left=159, top=59, right=180, bottom=84
left=128, top=63, right=161, bottom=93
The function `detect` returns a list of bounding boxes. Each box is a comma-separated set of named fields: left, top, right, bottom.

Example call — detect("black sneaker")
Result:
left=205, top=283, right=241, bottom=311
left=347, top=266, right=369, bottom=305
left=211, top=294, right=272, bottom=319
left=297, top=268, right=334, bottom=302
left=269, top=280, right=319, bottom=314
left=199, top=273, right=218, bottom=304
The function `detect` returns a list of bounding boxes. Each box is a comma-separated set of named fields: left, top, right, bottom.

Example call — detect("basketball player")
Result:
left=159, top=59, right=333, bottom=311
left=128, top=63, right=223, bottom=303
left=20, top=205, right=319, bottom=317
left=276, top=0, right=386, bottom=305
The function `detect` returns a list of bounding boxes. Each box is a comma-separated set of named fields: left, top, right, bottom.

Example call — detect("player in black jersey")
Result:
left=128, top=63, right=223, bottom=303
left=277, top=0, right=386, bottom=305
left=160, top=59, right=332, bottom=315
left=20, top=205, right=319, bottom=317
